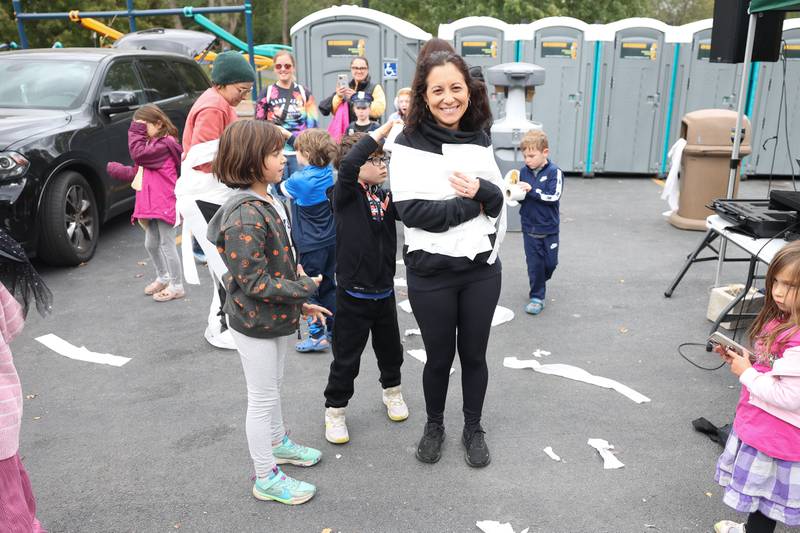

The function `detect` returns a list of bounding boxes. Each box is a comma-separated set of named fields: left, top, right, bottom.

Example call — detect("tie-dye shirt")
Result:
left=255, top=83, right=319, bottom=154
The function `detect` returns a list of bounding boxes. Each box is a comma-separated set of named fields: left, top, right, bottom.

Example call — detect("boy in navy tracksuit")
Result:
left=279, top=129, right=337, bottom=351
left=517, top=129, right=563, bottom=315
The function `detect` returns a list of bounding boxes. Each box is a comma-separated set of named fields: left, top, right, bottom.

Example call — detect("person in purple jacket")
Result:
left=107, top=105, right=185, bottom=302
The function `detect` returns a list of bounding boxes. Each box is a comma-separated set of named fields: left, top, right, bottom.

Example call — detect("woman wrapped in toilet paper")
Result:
left=175, top=51, right=255, bottom=349
left=390, top=50, right=506, bottom=467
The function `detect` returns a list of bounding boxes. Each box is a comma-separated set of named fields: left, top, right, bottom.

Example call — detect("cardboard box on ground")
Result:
left=706, top=284, right=765, bottom=330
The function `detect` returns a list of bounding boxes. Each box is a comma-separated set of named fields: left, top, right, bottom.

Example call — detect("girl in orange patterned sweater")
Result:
left=207, top=120, right=330, bottom=505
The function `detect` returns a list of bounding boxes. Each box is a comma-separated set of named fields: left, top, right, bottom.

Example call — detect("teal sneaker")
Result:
left=273, top=435, right=322, bottom=467
left=525, top=298, right=544, bottom=315
left=295, top=335, right=330, bottom=353
left=253, top=467, right=316, bottom=505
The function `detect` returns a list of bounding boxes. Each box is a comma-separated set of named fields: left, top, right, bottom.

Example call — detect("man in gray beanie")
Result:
left=175, top=51, right=255, bottom=349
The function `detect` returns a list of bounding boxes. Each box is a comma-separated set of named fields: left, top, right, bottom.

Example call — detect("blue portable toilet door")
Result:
left=309, top=22, right=382, bottom=127
left=685, top=30, right=740, bottom=113
left=529, top=27, right=585, bottom=172
left=602, top=28, right=666, bottom=174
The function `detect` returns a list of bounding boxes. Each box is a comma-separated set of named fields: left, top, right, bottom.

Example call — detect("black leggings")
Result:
left=408, top=273, right=501, bottom=427
left=745, top=511, right=776, bottom=533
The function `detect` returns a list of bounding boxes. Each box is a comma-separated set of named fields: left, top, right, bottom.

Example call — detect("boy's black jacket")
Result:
left=333, top=135, right=397, bottom=294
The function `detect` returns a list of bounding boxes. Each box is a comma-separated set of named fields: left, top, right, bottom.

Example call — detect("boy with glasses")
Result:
left=323, top=121, right=407, bottom=444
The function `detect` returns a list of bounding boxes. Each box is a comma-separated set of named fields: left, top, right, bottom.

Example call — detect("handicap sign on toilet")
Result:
left=383, top=60, right=398, bottom=79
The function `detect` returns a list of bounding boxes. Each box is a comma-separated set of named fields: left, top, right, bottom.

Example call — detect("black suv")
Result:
left=0, top=48, right=211, bottom=265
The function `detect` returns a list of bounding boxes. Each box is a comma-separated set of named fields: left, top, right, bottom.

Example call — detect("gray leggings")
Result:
left=143, top=219, right=183, bottom=289
left=229, top=330, right=288, bottom=477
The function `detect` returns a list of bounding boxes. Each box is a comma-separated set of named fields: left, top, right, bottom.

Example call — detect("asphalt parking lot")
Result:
left=13, top=176, right=795, bottom=532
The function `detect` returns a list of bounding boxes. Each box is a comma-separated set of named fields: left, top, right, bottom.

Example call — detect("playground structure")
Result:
left=68, top=13, right=276, bottom=71
left=10, top=0, right=288, bottom=94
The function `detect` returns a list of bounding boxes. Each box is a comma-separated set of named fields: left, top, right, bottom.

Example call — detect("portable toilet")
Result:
left=291, top=5, right=431, bottom=128
left=517, top=17, right=595, bottom=174
left=488, top=63, right=546, bottom=231
left=661, top=19, right=744, bottom=174
left=590, top=18, right=675, bottom=175
left=745, top=18, right=800, bottom=177
left=438, top=17, right=522, bottom=119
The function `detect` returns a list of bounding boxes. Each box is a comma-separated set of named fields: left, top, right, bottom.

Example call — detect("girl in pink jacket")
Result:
left=714, top=241, right=800, bottom=533
left=0, top=228, right=52, bottom=532
left=108, top=105, right=184, bottom=302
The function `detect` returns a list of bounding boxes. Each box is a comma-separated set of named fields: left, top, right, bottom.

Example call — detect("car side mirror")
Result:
left=99, top=91, right=138, bottom=115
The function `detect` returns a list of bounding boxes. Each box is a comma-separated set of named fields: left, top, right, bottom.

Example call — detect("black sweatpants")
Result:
left=746, top=511, right=776, bottom=533
left=408, top=273, right=501, bottom=427
left=324, top=288, right=404, bottom=408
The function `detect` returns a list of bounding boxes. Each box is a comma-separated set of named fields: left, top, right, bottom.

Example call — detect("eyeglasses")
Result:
left=368, top=156, right=389, bottom=167
left=351, top=66, right=368, bottom=71
left=235, top=86, right=252, bottom=95
left=274, top=63, right=293, bottom=70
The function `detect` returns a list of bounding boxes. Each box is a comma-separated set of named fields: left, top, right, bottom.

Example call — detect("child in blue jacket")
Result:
left=517, top=130, right=563, bottom=315
left=279, top=129, right=337, bottom=351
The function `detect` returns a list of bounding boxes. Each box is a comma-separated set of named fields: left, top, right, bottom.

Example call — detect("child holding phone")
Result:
left=712, top=241, right=800, bottom=533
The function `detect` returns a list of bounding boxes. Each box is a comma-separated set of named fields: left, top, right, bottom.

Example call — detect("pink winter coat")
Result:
left=0, top=284, right=25, bottom=460
left=107, top=121, right=183, bottom=225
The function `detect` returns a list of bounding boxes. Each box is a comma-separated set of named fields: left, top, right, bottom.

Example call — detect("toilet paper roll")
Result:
left=505, top=183, right=526, bottom=202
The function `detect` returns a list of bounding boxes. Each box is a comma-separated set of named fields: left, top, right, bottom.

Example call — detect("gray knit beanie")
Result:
left=211, top=51, right=255, bottom=85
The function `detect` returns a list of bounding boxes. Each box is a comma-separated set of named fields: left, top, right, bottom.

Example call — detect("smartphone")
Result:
left=337, top=74, right=348, bottom=89
left=707, top=332, right=748, bottom=358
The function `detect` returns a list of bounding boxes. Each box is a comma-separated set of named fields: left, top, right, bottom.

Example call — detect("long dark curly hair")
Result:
left=405, top=51, right=491, bottom=134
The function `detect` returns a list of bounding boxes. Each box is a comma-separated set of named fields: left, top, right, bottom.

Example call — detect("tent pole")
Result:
left=714, top=12, right=757, bottom=288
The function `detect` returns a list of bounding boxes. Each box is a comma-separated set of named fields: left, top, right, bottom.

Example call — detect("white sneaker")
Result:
left=325, top=407, right=349, bottom=444
left=204, top=326, right=237, bottom=350
left=382, top=385, right=409, bottom=421
left=714, top=520, right=745, bottom=533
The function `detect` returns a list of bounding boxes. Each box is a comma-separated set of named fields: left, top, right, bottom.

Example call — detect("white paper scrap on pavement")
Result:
left=587, top=438, right=625, bottom=469
left=476, top=521, right=516, bottom=533
left=491, top=306, right=514, bottom=326
left=394, top=277, right=407, bottom=287
left=407, top=349, right=454, bottom=375
left=543, top=446, right=561, bottom=462
left=35, top=334, right=131, bottom=367
left=502, top=357, right=650, bottom=404
left=532, top=349, right=551, bottom=358
left=398, top=299, right=413, bottom=313
left=404, top=328, right=421, bottom=336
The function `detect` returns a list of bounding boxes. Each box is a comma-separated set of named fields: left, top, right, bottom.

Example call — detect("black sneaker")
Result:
left=416, top=422, right=445, bottom=463
left=462, top=426, right=490, bottom=467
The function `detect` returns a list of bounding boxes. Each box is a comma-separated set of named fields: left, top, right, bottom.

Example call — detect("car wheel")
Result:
left=38, top=171, right=99, bottom=266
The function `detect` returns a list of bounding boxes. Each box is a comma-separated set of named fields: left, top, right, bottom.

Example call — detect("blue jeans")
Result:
left=298, top=244, right=336, bottom=338
left=523, top=232, right=559, bottom=300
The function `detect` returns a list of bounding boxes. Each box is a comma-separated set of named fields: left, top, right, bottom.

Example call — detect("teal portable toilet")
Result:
left=518, top=17, right=595, bottom=174
left=291, top=5, right=431, bottom=128
left=746, top=18, right=800, bottom=177
left=590, top=18, right=676, bottom=175
left=660, top=19, right=744, bottom=175
left=438, top=17, right=522, bottom=120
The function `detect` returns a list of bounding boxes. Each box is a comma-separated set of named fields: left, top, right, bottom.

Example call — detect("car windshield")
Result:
left=0, top=59, right=96, bottom=110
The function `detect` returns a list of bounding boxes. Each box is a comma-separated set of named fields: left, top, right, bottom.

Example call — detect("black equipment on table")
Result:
left=711, top=196, right=799, bottom=239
